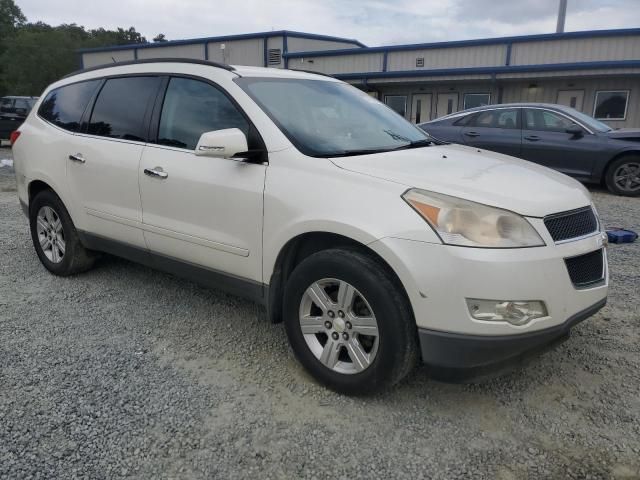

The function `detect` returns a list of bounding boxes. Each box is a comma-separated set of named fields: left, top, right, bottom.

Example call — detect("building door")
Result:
left=410, top=94, right=432, bottom=123
left=436, top=92, right=458, bottom=118
left=556, top=90, right=585, bottom=111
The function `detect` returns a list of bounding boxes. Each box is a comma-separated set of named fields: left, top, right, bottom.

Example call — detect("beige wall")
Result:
left=137, top=43, right=204, bottom=60
left=82, top=49, right=135, bottom=68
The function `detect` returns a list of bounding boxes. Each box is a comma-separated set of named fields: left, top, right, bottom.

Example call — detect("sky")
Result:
left=15, top=0, right=640, bottom=46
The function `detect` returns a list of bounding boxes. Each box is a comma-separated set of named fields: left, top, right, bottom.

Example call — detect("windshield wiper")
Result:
left=390, top=138, right=436, bottom=151
left=326, top=147, right=395, bottom=158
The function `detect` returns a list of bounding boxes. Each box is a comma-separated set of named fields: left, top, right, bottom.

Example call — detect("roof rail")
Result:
left=288, top=68, right=335, bottom=79
left=63, top=57, right=235, bottom=79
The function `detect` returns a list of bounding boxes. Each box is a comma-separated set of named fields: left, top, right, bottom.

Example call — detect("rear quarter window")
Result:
left=38, top=80, right=101, bottom=132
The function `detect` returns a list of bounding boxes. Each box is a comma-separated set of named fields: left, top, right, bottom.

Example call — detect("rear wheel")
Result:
left=29, top=190, right=95, bottom=275
left=283, top=248, right=418, bottom=394
left=605, top=156, right=640, bottom=196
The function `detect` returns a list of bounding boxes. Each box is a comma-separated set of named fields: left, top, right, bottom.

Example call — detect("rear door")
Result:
left=139, top=75, right=266, bottom=285
left=460, top=108, right=522, bottom=157
left=521, top=108, right=604, bottom=179
left=68, top=76, right=162, bottom=247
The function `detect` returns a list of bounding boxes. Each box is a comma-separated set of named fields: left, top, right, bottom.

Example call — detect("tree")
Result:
left=0, top=0, right=26, bottom=37
left=153, top=33, right=168, bottom=43
left=0, top=22, right=149, bottom=96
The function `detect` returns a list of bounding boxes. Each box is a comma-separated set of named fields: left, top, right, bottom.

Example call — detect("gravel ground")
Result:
left=1, top=146, right=639, bottom=479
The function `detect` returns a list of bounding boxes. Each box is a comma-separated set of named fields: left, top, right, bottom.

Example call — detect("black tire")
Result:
left=283, top=248, right=418, bottom=395
left=605, top=155, right=640, bottom=197
left=29, top=189, right=95, bottom=276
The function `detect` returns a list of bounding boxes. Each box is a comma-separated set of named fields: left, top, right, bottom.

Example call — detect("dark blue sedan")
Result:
left=419, top=103, right=640, bottom=196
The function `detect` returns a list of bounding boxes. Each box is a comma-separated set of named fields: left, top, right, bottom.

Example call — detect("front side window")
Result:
left=236, top=78, right=428, bottom=157
left=593, top=91, right=629, bottom=120
left=524, top=109, right=578, bottom=133
left=88, top=76, right=160, bottom=141
left=468, top=109, right=519, bottom=129
left=157, top=77, right=248, bottom=150
left=463, top=93, right=491, bottom=110
left=38, top=80, right=101, bottom=132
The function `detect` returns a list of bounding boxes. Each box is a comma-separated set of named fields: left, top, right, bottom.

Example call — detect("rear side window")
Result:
left=467, top=109, right=519, bottom=129
left=1, top=98, right=14, bottom=113
left=156, top=77, right=249, bottom=150
left=88, top=76, right=160, bottom=141
left=38, top=80, right=101, bottom=132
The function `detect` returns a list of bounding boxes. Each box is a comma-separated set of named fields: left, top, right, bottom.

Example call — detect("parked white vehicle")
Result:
left=12, top=59, right=608, bottom=393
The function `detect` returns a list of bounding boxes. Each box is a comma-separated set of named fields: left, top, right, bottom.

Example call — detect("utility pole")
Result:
left=556, top=0, right=567, bottom=33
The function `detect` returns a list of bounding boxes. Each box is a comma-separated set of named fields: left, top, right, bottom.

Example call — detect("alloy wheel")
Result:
left=613, top=161, right=640, bottom=193
left=36, top=206, right=66, bottom=264
left=298, top=278, right=379, bottom=374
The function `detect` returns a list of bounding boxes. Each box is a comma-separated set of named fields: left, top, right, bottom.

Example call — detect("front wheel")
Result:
left=605, top=156, right=640, bottom=196
left=283, top=248, right=418, bottom=394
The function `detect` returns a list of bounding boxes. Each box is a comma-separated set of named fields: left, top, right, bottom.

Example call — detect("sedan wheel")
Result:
left=612, top=161, right=640, bottom=194
left=299, top=278, right=379, bottom=374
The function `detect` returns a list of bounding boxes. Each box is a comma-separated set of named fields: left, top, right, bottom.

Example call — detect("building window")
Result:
left=463, top=93, right=491, bottom=110
left=384, top=95, right=407, bottom=117
left=416, top=57, right=424, bottom=68
left=593, top=90, right=629, bottom=120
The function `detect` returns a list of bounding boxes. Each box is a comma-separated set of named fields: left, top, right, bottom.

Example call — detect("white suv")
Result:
left=12, top=59, right=608, bottom=394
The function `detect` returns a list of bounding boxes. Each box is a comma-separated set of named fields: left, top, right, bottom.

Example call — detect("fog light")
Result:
left=466, top=299, right=547, bottom=326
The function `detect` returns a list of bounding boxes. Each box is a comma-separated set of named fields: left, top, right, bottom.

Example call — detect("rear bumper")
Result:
left=418, top=297, right=606, bottom=371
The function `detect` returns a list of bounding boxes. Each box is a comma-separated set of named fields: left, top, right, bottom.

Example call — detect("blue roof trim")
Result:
left=78, top=30, right=365, bottom=54
left=284, top=27, right=640, bottom=59
left=333, top=60, right=640, bottom=81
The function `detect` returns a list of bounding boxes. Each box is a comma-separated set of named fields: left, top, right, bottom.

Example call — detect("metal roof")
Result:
left=283, top=28, right=640, bottom=58
left=78, top=30, right=366, bottom=54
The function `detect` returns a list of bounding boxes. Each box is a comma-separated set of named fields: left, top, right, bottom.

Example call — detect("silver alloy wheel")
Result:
left=299, top=278, right=379, bottom=375
left=613, top=161, right=640, bottom=192
left=36, top=206, right=65, bottom=264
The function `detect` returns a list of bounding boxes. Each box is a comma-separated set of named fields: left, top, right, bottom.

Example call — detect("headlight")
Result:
left=402, top=189, right=545, bottom=248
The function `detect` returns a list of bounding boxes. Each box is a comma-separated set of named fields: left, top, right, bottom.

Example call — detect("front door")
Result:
left=68, top=76, right=162, bottom=248
left=139, top=76, right=266, bottom=283
left=410, top=94, right=432, bottom=124
left=521, top=108, right=604, bottom=180
left=436, top=93, right=458, bottom=118
left=557, top=90, right=585, bottom=111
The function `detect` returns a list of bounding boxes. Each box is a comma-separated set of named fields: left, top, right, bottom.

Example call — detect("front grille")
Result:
left=565, top=249, right=604, bottom=288
left=544, top=206, right=598, bottom=242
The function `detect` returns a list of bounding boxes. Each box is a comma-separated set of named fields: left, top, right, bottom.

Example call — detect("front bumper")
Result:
left=418, top=297, right=606, bottom=370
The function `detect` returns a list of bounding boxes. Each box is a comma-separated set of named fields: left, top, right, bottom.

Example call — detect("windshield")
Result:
left=566, top=108, right=612, bottom=133
left=235, top=77, right=430, bottom=157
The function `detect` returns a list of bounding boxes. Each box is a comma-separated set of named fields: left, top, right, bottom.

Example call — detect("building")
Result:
left=79, top=28, right=640, bottom=128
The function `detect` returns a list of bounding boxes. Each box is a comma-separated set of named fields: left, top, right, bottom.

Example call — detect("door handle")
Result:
left=465, top=131, right=480, bottom=137
left=144, top=167, right=168, bottom=179
left=68, top=153, right=85, bottom=163
left=524, top=135, right=541, bottom=141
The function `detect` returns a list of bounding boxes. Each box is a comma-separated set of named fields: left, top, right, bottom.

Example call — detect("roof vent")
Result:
left=416, top=57, right=425, bottom=68
left=268, top=48, right=282, bottom=65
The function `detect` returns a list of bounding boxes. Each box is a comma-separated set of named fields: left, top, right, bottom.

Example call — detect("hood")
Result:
left=605, top=128, right=640, bottom=141
left=331, top=144, right=591, bottom=217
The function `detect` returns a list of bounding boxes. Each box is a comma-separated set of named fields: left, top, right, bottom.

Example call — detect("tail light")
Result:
left=9, top=130, right=21, bottom=146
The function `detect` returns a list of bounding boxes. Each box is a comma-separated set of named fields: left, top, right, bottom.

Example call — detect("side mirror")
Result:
left=195, top=128, right=249, bottom=159
left=566, top=125, right=584, bottom=137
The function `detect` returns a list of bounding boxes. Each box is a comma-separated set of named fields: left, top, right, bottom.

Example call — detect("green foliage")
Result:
left=0, top=0, right=166, bottom=96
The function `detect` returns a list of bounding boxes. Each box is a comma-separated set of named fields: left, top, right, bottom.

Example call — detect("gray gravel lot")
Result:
left=1, top=146, right=639, bottom=479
